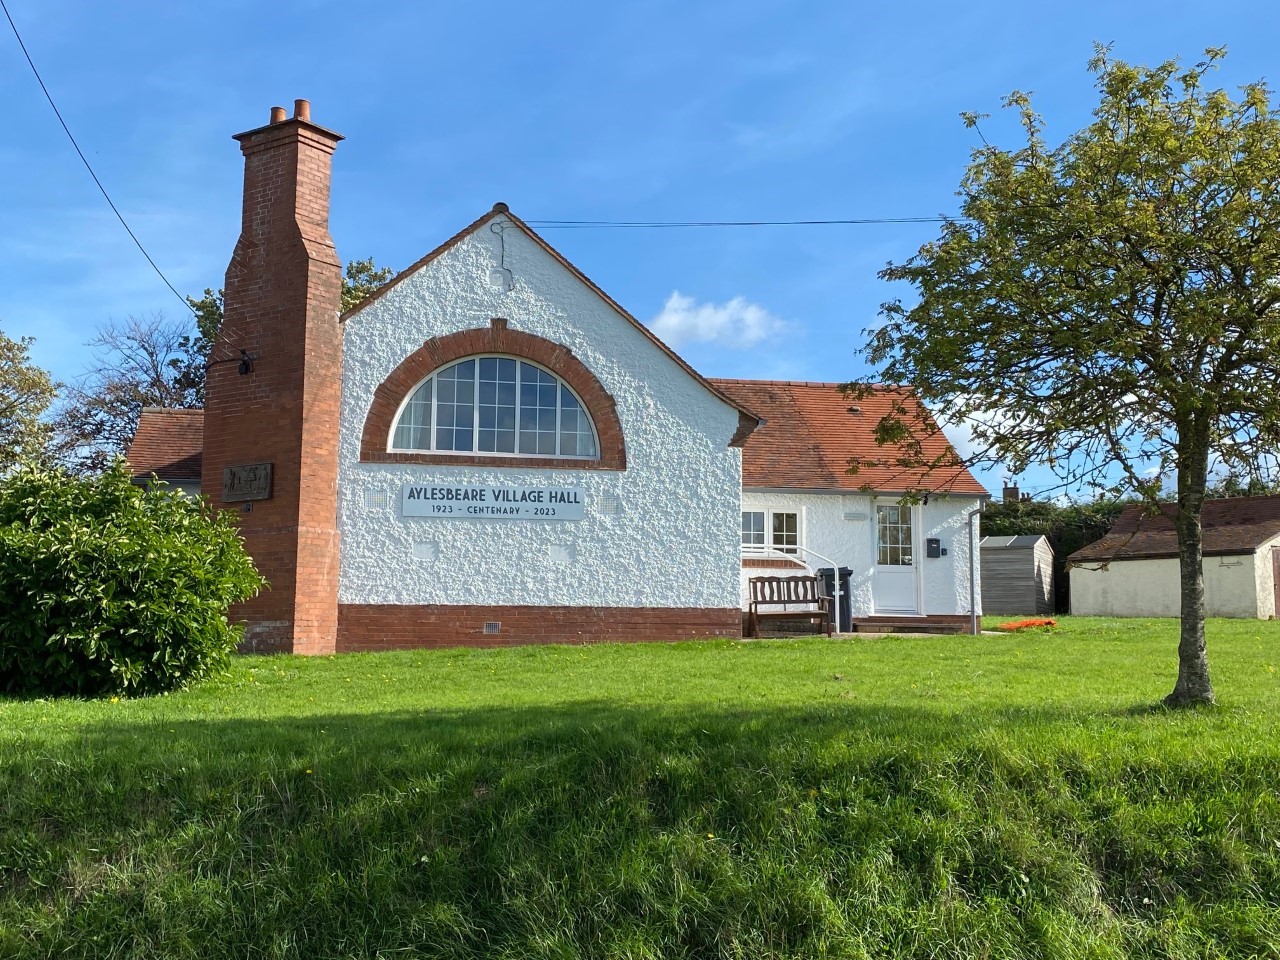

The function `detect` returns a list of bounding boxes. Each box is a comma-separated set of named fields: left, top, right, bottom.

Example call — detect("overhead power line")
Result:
left=1, top=0, right=192, bottom=315
left=525, top=216, right=961, bottom=229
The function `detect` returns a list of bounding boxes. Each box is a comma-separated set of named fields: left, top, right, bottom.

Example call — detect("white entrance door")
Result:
left=873, top=504, right=919, bottom=614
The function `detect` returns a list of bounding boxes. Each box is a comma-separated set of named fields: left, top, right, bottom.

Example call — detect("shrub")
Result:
left=0, top=461, right=264, bottom=696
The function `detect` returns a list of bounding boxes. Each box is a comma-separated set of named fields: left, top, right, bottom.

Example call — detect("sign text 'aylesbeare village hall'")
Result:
left=401, top=484, right=586, bottom=520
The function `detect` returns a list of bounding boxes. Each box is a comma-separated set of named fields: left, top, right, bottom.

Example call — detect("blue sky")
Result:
left=2, top=0, right=1277, bottom=497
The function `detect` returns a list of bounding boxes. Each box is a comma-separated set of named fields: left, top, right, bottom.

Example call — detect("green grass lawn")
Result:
left=2, top=617, right=1279, bottom=959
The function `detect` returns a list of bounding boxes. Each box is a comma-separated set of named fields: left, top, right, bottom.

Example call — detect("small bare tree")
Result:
left=48, top=314, right=204, bottom=474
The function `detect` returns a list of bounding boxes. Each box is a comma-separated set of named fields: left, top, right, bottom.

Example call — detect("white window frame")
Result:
left=771, top=510, right=800, bottom=555
left=386, top=354, right=600, bottom=461
left=740, top=509, right=802, bottom=556
left=875, top=503, right=914, bottom=566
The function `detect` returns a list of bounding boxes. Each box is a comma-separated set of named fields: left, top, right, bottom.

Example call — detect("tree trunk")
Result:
left=1165, top=429, right=1215, bottom=708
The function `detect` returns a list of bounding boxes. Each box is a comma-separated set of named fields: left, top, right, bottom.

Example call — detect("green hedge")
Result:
left=0, top=462, right=264, bottom=696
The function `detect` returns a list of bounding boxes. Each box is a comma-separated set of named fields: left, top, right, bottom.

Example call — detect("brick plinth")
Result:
left=337, top=604, right=743, bottom=651
left=203, top=104, right=344, bottom=656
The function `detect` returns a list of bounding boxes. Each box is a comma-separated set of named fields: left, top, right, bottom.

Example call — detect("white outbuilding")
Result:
left=1068, top=496, right=1280, bottom=619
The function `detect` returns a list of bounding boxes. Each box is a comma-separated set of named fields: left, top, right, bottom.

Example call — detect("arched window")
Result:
left=389, top=356, right=599, bottom=459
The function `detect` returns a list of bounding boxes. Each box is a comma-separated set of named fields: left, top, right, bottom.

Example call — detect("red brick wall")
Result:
left=202, top=108, right=344, bottom=655
left=337, top=604, right=742, bottom=651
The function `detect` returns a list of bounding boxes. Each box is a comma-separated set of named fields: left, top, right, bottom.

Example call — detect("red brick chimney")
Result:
left=202, top=100, right=344, bottom=655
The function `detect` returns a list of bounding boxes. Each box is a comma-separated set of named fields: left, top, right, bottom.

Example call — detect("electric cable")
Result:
left=525, top=216, right=963, bottom=229
left=1, top=0, right=193, bottom=316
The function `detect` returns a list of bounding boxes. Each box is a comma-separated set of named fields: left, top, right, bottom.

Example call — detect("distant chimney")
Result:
left=202, top=102, right=345, bottom=655
left=1003, top=484, right=1021, bottom=503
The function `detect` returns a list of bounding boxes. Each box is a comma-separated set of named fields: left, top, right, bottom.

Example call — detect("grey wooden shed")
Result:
left=980, top=535, right=1055, bottom=616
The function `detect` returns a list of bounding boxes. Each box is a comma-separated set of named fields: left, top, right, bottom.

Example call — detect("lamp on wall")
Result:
left=238, top=349, right=254, bottom=376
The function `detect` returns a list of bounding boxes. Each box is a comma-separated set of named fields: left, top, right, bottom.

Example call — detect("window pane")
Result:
left=558, top=385, right=596, bottom=459
left=392, top=378, right=432, bottom=450
left=741, top=511, right=765, bottom=546
left=877, top=505, right=912, bottom=566
left=392, top=357, right=600, bottom=461
left=771, top=512, right=798, bottom=553
left=433, top=360, right=476, bottom=452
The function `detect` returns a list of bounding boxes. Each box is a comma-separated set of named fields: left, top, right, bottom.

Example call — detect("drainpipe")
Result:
left=968, top=501, right=985, bottom=635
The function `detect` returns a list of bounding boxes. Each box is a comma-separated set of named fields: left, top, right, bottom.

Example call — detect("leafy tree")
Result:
left=0, top=322, right=57, bottom=470
left=1205, top=474, right=1280, bottom=499
left=862, top=47, right=1280, bottom=707
left=0, top=461, right=264, bottom=696
left=341, top=257, right=396, bottom=314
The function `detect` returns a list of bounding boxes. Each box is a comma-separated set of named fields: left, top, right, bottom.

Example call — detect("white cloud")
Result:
left=648, top=291, right=788, bottom=349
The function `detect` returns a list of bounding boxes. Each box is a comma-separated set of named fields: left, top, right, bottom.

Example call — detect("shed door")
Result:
left=873, top=504, right=919, bottom=614
left=1272, top=547, right=1280, bottom=617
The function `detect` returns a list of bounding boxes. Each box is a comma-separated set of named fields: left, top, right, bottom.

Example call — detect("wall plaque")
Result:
left=401, top=483, right=584, bottom=520
left=223, top=463, right=273, bottom=502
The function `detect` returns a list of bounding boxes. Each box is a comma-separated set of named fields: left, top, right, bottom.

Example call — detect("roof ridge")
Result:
left=707, top=377, right=906, bottom=390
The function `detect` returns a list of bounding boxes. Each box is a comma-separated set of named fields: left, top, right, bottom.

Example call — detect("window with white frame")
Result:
left=741, top=510, right=801, bottom=555
left=741, top=511, right=765, bottom=546
left=772, top=512, right=799, bottom=554
left=390, top=356, right=599, bottom=459
left=876, top=504, right=913, bottom=565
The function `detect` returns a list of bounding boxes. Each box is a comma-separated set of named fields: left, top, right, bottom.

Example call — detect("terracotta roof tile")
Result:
left=711, top=379, right=987, bottom=495
left=125, top=407, right=203, bottom=483
left=1068, top=496, right=1280, bottom=563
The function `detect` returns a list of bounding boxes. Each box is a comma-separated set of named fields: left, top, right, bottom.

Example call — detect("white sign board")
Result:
left=401, top=483, right=585, bottom=520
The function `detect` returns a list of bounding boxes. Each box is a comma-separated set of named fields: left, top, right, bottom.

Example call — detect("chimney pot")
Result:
left=270, top=106, right=287, bottom=124
left=294, top=99, right=311, bottom=122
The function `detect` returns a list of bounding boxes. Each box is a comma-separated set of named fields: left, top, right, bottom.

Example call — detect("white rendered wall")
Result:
left=1070, top=553, right=1265, bottom=618
left=738, top=491, right=983, bottom=616
left=337, top=213, right=743, bottom=609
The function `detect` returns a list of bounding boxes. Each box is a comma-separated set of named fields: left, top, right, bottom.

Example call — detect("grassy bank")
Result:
left=2, top=617, right=1279, bottom=958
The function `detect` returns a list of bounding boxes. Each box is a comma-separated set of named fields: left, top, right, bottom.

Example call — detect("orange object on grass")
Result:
left=997, top=618, right=1058, bottom=631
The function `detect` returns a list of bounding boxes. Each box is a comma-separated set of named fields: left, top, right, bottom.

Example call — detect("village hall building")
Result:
left=126, top=101, right=988, bottom=654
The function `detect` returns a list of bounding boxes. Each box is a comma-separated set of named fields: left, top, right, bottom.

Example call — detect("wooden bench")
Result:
left=747, top=576, right=834, bottom=638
